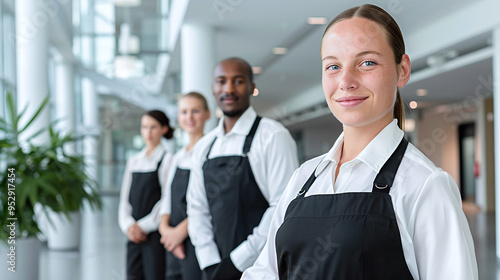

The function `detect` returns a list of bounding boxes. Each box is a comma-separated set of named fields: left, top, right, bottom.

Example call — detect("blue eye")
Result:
left=363, top=61, right=376, bottom=66
left=327, top=65, right=339, bottom=70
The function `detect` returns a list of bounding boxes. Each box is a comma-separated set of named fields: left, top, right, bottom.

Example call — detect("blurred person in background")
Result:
left=119, top=110, right=174, bottom=280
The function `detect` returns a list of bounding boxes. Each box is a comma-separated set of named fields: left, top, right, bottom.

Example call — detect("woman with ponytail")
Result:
left=118, top=109, right=174, bottom=280
left=242, top=4, right=477, bottom=280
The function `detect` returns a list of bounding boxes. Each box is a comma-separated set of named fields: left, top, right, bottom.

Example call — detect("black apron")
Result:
left=129, top=153, right=165, bottom=220
left=275, top=138, right=414, bottom=280
left=167, top=167, right=202, bottom=280
left=127, top=153, right=166, bottom=280
left=202, top=116, right=269, bottom=260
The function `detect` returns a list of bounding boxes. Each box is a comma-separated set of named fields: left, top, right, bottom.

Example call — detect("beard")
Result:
left=222, top=108, right=245, bottom=117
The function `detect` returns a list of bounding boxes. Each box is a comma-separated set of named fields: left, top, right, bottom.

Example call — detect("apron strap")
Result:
left=206, top=137, right=217, bottom=159
left=296, top=172, right=318, bottom=198
left=157, top=152, right=166, bottom=170
left=242, top=116, right=262, bottom=155
left=372, top=137, right=408, bottom=193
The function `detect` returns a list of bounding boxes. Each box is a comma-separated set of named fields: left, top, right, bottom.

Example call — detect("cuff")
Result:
left=230, top=241, right=256, bottom=271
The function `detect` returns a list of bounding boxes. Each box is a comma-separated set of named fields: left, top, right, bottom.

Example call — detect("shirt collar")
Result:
left=215, top=107, right=257, bottom=137
left=139, top=141, right=167, bottom=159
left=315, top=119, right=404, bottom=176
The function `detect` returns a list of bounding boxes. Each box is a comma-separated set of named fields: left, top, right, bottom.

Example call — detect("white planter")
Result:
left=0, top=237, right=41, bottom=280
left=46, top=210, right=81, bottom=250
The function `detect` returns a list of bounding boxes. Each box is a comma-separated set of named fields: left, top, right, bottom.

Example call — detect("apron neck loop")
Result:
left=372, top=137, right=408, bottom=194
left=242, top=116, right=262, bottom=155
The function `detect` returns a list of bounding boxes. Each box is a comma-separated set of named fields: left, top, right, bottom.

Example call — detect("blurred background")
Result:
left=1, top=0, right=500, bottom=279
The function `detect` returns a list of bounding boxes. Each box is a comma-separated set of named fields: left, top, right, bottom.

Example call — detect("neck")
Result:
left=146, top=143, right=159, bottom=156
left=223, top=107, right=249, bottom=133
left=340, top=119, right=392, bottom=164
left=186, top=132, right=204, bottom=151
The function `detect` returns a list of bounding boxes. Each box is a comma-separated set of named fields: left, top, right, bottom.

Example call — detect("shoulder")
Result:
left=257, top=117, right=293, bottom=140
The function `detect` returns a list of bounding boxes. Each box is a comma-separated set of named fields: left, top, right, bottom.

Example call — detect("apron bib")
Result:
left=275, top=138, right=413, bottom=279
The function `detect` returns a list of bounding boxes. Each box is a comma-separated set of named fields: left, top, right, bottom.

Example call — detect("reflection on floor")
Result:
left=38, top=197, right=499, bottom=280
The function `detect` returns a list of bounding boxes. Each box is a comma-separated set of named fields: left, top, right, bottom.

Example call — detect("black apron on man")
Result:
left=166, top=167, right=202, bottom=280
left=127, top=155, right=166, bottom=280
left=275, top=138, right=414, bottom=279
left=202, top=116, right=269, bottom=280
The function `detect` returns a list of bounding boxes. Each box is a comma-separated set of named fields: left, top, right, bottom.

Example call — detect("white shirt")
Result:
left=159, top=146, right=194, bottom=216
left=242, top=119, right=478, bottom=280
left=118, top=144, right=173, bottom=235
left=186, top=107, right=299, bottom=271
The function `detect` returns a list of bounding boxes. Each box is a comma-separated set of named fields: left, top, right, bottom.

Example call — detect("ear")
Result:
left=250, top=83, right=256, bottom=95
left=205, top=109, right=211, bottom=121
left=162, top=126, right=169, bottom=136
left=397, top=54, right=411, bottom=88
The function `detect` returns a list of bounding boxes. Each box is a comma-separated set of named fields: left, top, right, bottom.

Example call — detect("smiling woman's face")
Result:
left=321, top=17, right=409, bottom=130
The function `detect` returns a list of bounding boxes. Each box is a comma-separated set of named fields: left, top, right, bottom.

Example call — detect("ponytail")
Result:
left=394, top=89, right=404, bottom=131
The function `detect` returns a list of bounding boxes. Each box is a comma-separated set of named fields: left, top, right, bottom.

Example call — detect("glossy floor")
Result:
left=35, top=196, right=500, bottom=280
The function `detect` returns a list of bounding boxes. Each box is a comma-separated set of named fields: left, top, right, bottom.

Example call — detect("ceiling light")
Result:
left=252, top=67, right=262, bottom=74
left=113, top=0, right=141, bottom=7
left=307, top=17, right=328, bottom=25
left=404, top=119, right=415, bottom=132
left=273, top=47, right=288, bottom=55
left=409, top=101, right=418, bottom=109
left=253, top=88, right=260, bottom=97
left=416, top=89, right=427, bottom=96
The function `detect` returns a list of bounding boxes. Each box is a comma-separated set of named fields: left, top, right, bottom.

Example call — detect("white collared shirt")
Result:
left=186, top=107, right=299, bottom=271
left=118, top=143, right=173, bottom=234
left=159, top=146, right=194, bottom=216
left=242, top=119, right=478, bottom=280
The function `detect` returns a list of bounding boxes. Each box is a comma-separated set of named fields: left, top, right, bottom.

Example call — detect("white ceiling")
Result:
left=175, top=0, right=493, bottom=129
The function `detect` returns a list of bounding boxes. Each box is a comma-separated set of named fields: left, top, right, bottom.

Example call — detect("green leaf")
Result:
left=18, top=96, right=49, bottom=135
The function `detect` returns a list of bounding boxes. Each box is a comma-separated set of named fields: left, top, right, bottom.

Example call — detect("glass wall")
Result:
left=0, top=0, right=16, bottom=119
left=73, top=0, right=171, bottom=192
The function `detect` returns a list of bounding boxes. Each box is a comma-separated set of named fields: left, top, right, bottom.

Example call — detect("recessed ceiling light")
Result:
left=252, top=67, right=262, bottom=74
left=307, top=17, right=328, bottom=25
left=409, top=101, right=418, bottom=109
left=113, top=0, right=141, bottom=7
left=273, top=47, right=288, bottom=55
left=416, top=89, right=428, bottom=96
left=253, top=88, right=260, bottom=97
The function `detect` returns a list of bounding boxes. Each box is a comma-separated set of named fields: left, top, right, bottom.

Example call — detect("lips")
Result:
left=335, top=96, right=368, bottom=108
left=220, top=95, right=237, bottom=104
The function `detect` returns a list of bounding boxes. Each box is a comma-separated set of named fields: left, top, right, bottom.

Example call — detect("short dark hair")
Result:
left=143, top=110, right=174, bottom=139
left=219, top=57, right=254, bottom=83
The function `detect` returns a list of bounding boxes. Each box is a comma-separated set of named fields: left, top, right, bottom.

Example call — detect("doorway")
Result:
left=458, top=123, right=475, bottom=202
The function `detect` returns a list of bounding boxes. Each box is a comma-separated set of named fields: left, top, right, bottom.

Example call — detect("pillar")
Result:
left=16, top=0, right=49, bottom=147
left=492, top=27, right=500, bottom=258
left=181, top=24, right=217, bottom=131
left=82, top=77, right=99, bottom=183
left=54, top=54, right=75, bottom=154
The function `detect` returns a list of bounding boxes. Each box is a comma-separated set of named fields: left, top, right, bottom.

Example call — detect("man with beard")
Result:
left=186, top=57, right=298, bottom=280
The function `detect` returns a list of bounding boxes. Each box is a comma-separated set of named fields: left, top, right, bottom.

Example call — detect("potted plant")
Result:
left=0, top=93, right=102, bottom=278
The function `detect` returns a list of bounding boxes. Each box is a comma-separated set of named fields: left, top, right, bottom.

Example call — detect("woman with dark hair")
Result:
left=119, top=109, right=174, bottom=280
left=159, top=92, right=210, bottom=280
left=242, top=4, right=477, bottom=280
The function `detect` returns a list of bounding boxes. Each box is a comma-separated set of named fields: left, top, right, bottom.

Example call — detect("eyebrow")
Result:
left=322, top=51, right=383, bottom=62
left=215, top=75, right=247, bottom=79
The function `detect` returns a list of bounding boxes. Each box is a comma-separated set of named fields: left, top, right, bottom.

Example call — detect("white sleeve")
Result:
left=410, top=171, right=478, bottom=280
left=118, top=159, right=136, bottom=235
left=159, top=152, right=180, bottom=216
left=186, top=142, right=221, bottom=269
left=230, top=129, right=299, bottom=271
left=137, top=153, right=174, bottom=233
left=241, top=169, right=300, bottom=280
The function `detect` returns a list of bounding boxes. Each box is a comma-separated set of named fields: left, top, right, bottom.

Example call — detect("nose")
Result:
left=339, top=67, right=359, bottom=91
left=223, top=80, right=235, bottom=94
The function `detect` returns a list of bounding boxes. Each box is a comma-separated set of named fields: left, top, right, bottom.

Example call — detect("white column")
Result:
left=54, top=55, right=75, bottom=154
left=82, top=77, right=99, bottom=183
left=493, top=27, right=500, bottom=259
left=15, top=0, right=50, bottom=146
left=181, top=24, right=217, bottom=131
